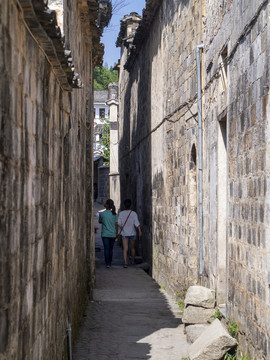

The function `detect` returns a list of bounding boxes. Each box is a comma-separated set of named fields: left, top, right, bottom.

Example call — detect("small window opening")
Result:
left=190, top=144, right=197, bottom=169
left=221, top=45, right=228, bottom=91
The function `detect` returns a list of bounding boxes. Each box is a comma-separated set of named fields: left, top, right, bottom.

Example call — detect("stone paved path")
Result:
left=73, top=203, right=189, bottom=360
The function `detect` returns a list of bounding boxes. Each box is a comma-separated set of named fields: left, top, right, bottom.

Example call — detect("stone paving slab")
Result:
left=73, top=204, right=189, bottom=360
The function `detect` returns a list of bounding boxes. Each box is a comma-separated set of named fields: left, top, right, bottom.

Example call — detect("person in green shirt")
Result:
left=99, top=199, right=118, bottom=268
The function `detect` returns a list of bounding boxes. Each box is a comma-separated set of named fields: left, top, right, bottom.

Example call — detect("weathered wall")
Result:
left=98, top=166, right=110, bottom=203
left=0, top=0, right=102, bottom=358
left=118, top=0, right=201, bottom=295
left=118, top=11, right=155, bottom=268
left=203, top=0, right=270, bottom=358
left=118, top=0, right=270, bottom=358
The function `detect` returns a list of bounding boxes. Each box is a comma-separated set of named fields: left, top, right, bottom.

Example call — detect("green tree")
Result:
left=94, top=63, right=118, bottom=90
left=100, top=119, right=110, bottom=164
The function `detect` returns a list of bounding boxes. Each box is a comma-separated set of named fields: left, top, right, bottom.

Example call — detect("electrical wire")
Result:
left=119, top=0, right=268, bottom=160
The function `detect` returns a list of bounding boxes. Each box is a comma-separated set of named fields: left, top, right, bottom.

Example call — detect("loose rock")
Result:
left=184, top=286, right=215, bottom=309
left=182, top=306, right=216, bottom=325
left=186, top=324, right=210, bottom=343
left=188, top=319, right=238, bottom=360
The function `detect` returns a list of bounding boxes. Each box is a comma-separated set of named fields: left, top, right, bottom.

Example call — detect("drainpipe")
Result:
left=196, top=44, right=204, bottom=284
left=67, top=323, right=72, bottom=360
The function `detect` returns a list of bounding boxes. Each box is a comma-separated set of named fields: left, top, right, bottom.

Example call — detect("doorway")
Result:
left=217, top=115, right=228, bottom=305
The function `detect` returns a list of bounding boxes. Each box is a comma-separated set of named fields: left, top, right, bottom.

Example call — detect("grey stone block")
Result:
left=186, top=324, right=210, bottom=344
left=184, top=286, right=216, bottom=309
left=182, top=306, right=216, bottom=324
left=188, top=319, right=238, bottom=360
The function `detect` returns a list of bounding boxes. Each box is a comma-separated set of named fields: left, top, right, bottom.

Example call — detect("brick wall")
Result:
left=0, top=0, right=99, bottom=358
left=118, top=0, right=270, bottom=358
left=203, top=1, right=270, bottom=358
left=118, top=0, right=201, bottom=296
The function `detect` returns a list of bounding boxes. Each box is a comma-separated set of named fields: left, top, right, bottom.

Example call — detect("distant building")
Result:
left=94, top=156, right=110, bottom=204
left=93, top=87, right=120, bottom=208
left=107, top=83, right=120, bottom=210
left=93, top=90, right=110, bottom=202
left=94, top=90, right=109, bottom=156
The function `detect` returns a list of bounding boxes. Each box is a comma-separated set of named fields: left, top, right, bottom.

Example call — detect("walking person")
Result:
left=99, top=199, right=118, bottom=268
left=117, top=199, right=142, bottom=268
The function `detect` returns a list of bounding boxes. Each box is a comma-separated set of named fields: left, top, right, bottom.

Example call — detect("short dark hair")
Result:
left=124, top=199, right=132, bottom=209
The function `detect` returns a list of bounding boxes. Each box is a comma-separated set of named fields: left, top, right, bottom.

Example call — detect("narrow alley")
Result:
left=73, top=204, right=189, bottom=360
left=2, top=0, right=270, bottom=359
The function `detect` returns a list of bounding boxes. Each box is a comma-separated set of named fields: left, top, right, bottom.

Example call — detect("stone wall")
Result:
left=118, top=0, right=270, bottom=358
left=118, top=0, right=201, bottom=294
left=202, top=1, right=270, bottom=358
left=0, top=0, right=105, bottom=358
left=98, top=166, right=110, bottom=203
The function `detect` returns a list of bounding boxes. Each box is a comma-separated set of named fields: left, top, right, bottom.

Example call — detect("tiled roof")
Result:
left=94, top=90, right=108, bottom=102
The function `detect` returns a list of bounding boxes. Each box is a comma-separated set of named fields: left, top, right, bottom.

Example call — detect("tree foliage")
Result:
left=100, top=119, right=110, bottom=164
left=94, top=63, right=118, bottom=90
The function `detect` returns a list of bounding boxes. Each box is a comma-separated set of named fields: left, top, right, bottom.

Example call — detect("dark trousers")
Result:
left=102, top=237, right=115, bottom=265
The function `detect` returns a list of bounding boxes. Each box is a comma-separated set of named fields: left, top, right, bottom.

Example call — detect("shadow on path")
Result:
left=73, top=203, right=189, bottom=360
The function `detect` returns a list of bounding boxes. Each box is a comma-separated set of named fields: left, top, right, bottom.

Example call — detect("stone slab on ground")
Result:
left=73, top=203, right=189, bottom=360
left=188, top=319, right=238, bottom=360
left=184, top=286, right=215, bottom=309
left=186, top=324, right=210, bottom=343
left=73, top=267, right=189, bottom=360
left=182, top=305, right=216, bottom=324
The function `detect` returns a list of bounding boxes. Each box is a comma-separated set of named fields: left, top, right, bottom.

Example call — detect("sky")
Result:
left=101, top=0, right=146, bottom=68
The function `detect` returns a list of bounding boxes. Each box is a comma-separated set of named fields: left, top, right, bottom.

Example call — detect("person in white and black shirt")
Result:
left=117, top=199, right=142, bottom=268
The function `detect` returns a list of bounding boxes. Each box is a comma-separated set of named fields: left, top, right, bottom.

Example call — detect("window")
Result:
left=99, top=108, right=105, bottom=119
left=190, top=144, right=197, bottom=169
left=220, top=46, right=228, bottom=91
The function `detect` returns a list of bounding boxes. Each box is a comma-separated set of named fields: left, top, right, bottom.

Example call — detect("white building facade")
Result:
left=94, top=90, right=110, bottom=157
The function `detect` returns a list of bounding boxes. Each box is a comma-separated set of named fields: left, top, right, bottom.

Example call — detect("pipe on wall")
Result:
left=67, top=323, right=72, bottom=360
left=196, top=44, right=204, bottom=283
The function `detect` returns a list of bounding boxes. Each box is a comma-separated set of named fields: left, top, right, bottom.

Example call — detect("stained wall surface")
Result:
left=118, top=0, right=270, bottom=358
left=118, top=0, right=201, bottom=296
left=0, top=0, right=99, bottom=358
left=203, top=1, right=270, bottom=358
